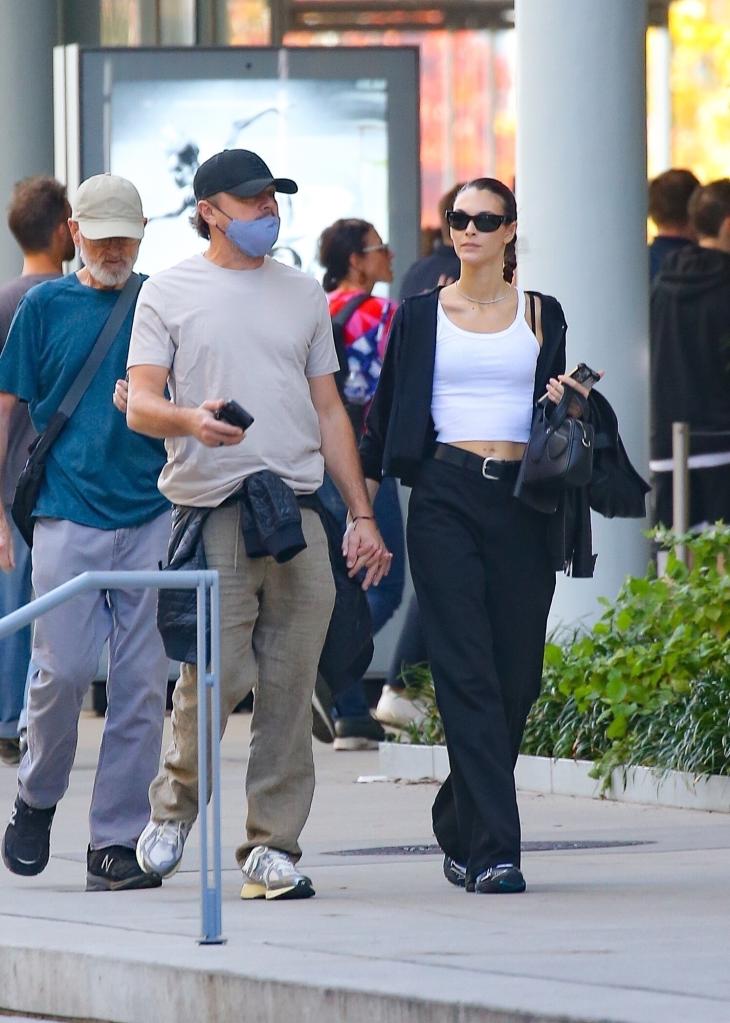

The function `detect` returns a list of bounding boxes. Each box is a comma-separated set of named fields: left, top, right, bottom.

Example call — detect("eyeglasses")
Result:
left=445, top=210, right=513, bottom=233
left=361, top=242, right=390, bottom=253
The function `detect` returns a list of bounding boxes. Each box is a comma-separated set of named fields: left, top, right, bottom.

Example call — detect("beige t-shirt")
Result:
left=127, top=254, right=339, bottom=506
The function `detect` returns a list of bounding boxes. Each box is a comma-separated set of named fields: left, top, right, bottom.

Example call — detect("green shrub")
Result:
left=402, top=525, right=730, bottom=786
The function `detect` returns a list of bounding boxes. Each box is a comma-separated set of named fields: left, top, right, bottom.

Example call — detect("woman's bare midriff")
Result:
left=446, top=440, right=526, bottom=460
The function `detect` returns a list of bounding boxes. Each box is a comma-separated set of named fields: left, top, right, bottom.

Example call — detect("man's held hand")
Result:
left=341, top=517, right=392, bottom=590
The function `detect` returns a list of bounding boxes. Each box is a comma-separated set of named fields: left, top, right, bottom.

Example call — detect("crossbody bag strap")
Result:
left=331, top=291, right=370, bottom=328
left=57, top=272, right=143, bottom=418
left=527, top=290, right=537, bottom=334
left=331, top=291, right=371, bottom=381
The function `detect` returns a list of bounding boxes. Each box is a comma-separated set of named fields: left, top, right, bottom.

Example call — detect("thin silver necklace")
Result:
left=456, top=283, right=513, bottom=305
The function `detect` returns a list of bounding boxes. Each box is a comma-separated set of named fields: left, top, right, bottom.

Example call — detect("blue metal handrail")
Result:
left=0, top=569, right=224, bottom=945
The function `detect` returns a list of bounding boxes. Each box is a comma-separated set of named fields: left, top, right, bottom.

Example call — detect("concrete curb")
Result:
left=378, top=744, right=730, bottom=813
left=0, top=944, right=604, bottom=1023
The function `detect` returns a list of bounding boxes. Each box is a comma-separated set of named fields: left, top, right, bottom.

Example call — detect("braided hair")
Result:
left=455, top=178, right=518, bottom=283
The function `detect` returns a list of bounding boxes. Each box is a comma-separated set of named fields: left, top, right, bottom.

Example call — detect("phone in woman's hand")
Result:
left=568, top=363, right=601, bottom=389
left=538, top=362, right=601, bottom=403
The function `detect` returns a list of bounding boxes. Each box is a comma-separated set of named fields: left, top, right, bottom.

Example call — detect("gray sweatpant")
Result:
left=19, top=513, right=170, bottom=850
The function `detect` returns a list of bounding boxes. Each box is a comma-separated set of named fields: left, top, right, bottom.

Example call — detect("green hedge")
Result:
left=404, top=525, right=730, bottom=786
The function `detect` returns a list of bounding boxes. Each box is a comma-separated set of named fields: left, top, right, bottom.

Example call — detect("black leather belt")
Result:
left=433, top=443, right=521, bottom=482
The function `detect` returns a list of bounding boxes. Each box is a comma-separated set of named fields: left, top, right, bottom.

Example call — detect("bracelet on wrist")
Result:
left=352, top=515, right=374, bottom=524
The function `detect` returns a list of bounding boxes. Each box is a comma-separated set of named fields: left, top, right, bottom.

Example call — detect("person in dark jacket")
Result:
left=398, top=184, right=462, bottom=300
left=648, top=169, right=699, bottom=283
left=650, top=178, right=730, bottom=529
left=360, top=178, right=594, bottom=896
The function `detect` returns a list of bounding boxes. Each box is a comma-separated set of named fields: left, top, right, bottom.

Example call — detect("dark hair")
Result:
left=190, top=208, right=210, bottom=240
left=648, top=169, right=700, bottom=229
left=454, top=177, right=518, bottom=283
left=438, top=182, right=465, bottom=243
left=688, top=179, right=730, bottom=239
left=7, top=176, right=70, bottom=252
left=318, top=218, right=373, bottom=292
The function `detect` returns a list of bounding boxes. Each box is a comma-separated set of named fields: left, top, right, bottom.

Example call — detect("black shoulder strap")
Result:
left=527, top=291, right=536, bottom=333
left=331, top=292, right=371, bottom=388
left=331, top=291, right=370, bottom=327
left=58, top=273, right=143, bottom=418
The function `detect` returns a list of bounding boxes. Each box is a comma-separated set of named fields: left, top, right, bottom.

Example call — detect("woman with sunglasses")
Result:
left=315, top=219, right=411, bottom=749
left=360, top=178, right=592, bottom=894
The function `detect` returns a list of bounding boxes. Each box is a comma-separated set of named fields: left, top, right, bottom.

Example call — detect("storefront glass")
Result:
left=277, top=26, right=515, bottom=230
left=668, top=0, right=730, bottom=182
left=226, top=0, right=271, bottom=44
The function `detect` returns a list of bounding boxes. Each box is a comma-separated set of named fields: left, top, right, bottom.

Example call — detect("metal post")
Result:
left=196, top=570, right=224, bottom=945
left=209, top=571, right=223, bottom=938
left=672, top=421, right=690, bottom=564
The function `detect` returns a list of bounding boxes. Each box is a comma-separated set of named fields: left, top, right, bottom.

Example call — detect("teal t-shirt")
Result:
left=0, top=274, right=169, bottom=530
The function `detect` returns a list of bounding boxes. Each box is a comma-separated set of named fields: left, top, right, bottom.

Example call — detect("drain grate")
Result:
left=326, top=840, right=653, bottom=856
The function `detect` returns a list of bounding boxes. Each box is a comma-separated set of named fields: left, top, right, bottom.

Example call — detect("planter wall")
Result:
left=378, top=743, right=730, bottom=814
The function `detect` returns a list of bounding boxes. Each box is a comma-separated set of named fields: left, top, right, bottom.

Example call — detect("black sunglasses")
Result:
left=446, top=210, right=513, bottom=233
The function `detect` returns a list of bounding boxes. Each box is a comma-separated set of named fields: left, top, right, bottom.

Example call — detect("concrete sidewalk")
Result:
left=0, top=713, right=728, bottom=1023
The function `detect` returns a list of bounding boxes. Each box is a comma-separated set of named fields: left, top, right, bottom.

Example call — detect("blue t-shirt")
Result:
left=0, top=274, right=169, bottom=530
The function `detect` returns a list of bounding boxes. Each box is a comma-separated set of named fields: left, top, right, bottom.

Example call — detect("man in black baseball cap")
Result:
left=127, top=144, right=391, bottom=901
left=193, top=149, right=297, bottom=201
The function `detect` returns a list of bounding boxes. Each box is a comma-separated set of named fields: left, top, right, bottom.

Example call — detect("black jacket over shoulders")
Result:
left=360, top=288, right=566, bottom=485
left=360, top=287, right=648, bottom=578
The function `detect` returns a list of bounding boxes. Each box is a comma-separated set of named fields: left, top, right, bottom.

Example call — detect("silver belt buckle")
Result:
left=481, top=457, right=500, bottom=480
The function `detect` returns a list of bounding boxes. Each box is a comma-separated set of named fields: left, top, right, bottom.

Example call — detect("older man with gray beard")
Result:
left=0, top=174, right=170, bottom=891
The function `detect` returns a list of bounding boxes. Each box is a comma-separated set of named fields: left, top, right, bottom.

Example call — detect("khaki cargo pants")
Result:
left=149, top=503, right=335, bottom=864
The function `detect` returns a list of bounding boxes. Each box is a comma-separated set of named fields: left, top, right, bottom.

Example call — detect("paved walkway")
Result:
left=0, top=713, right=728, bottom=1023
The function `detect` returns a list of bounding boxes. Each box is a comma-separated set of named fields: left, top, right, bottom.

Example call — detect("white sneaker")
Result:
left=374, top=684, right=427, bottom=729
left=136, top=818, right=193, bottom=878
left=241, top=845, right=315, bottom=901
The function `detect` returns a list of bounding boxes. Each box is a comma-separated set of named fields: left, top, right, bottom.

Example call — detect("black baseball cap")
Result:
left=193, top=149, right=298, bottom=200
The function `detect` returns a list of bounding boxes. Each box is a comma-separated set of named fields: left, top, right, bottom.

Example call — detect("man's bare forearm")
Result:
left=0, top=394, right=17, bottom=520
left=127, top=385, right=198, bottom=439
left=319, top=404, right=373, bottom=519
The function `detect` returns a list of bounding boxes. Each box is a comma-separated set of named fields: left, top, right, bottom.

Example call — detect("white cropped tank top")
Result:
left=432, top=289, right=539, bottom=444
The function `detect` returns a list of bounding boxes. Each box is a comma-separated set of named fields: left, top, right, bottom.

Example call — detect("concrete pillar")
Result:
left=515, top=0, right=650, bottom=631
left=0, top=0, right=59, bottom=280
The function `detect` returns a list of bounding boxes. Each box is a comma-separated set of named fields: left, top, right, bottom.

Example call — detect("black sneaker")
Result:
left=1, top=795, right=56, bottom=876
left=333, top=714, right=386, bottom=751
left=312, top=672, right=336, bottom=744
left=86, top=844, right=162, bottom=892
left=0, top=737, right=21, bottom=766
left=473, top=863, right=526, bottom=894
left=443, top=855, right=467, bottom=888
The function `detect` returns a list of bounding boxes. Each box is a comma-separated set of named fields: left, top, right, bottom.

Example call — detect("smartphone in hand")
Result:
left=214, top=399, right=255, bottom=430
left=568, top=362, right=601, bottom=389
left=538, top=362, right=601, bottom=403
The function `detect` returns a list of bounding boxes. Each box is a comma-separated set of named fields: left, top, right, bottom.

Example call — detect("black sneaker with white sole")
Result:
left=86, top=844, right=162, bottom=892
left=443, top=855, right=467, bottom=888
left=333, top=714, right=386, bottom=751
left=473, top=863, right=526, bottom=894
left=1, top=795, right=56, bottom=876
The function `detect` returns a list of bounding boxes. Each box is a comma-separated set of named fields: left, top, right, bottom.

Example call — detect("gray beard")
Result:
left=79, top=243, right=134, bottom=288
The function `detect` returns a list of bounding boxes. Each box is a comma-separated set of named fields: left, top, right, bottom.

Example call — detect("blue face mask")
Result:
left=220, top=213, right=280, bottom=258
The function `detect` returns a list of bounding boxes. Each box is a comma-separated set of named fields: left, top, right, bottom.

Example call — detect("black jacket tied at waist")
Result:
left=155, top=470, right=373, bottom=694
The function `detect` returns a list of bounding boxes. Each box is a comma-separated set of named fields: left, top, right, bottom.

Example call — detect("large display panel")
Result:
left=56, top=46, right=420, bottom=288
left=54, top=44, right=420, bottom=674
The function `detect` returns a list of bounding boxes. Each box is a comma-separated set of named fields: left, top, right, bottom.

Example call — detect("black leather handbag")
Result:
left=520, top=389, right=594, bottom=488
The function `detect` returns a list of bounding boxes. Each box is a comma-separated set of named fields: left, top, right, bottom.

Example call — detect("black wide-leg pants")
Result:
left=407, top=458, right=556, bottom=881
